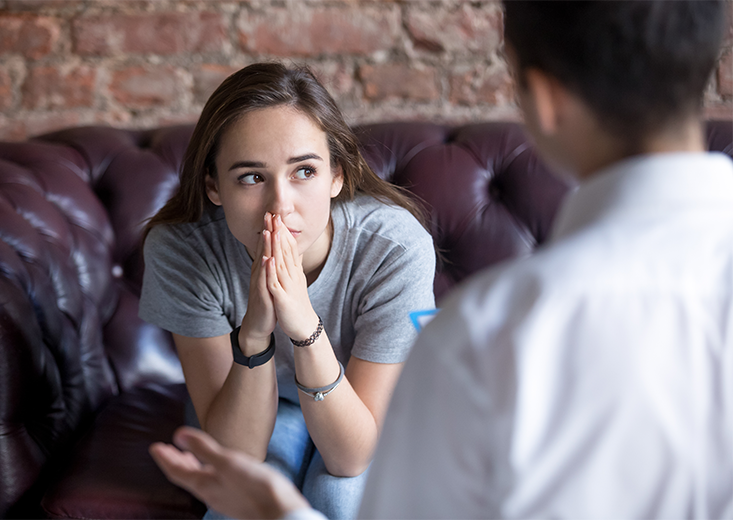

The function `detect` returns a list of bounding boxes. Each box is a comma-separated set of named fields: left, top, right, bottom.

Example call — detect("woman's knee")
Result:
left=301, top=451, right=369, bottom=520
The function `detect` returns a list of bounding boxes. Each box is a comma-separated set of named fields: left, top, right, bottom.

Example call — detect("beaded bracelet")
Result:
left=294, top=361, right=344, bottom=401
left=290, top=315, right=323, bottom=347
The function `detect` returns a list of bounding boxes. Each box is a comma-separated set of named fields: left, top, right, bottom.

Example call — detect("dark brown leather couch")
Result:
left=0, top=121, right=730, bottom=518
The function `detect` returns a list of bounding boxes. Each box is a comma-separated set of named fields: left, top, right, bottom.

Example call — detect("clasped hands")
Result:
left=240, top=212, right=319, bottom=353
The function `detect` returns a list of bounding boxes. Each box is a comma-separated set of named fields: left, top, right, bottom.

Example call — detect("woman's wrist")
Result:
left=286, top=312, right=322, bottom=346
left=237, top=326, right=272, bottom=356
left=290, top=315, right=323, bottom=348
left=231, top=327, right=275, bottom=368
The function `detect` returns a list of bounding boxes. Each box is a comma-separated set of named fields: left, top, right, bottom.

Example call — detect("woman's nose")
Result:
left=267, top=181, right=294, bottom=216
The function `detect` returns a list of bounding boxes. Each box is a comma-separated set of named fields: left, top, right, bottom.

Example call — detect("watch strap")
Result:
left=231, top=327, right=276, bottom=369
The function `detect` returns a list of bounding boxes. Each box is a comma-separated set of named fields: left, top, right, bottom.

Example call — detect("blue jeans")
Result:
left=204, top=399, right=368, bottom=520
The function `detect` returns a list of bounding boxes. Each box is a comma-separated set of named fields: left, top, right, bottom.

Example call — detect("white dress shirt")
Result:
left=359, top=152, right=733, bottom=519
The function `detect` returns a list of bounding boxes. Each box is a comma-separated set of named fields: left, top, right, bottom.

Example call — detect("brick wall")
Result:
left=0, top=0, right=731, bottom=141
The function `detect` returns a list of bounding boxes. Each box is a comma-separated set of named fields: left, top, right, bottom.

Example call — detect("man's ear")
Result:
left=524, top=68, right=567, bottom=136
left=205, top=174, right=222, bottom=206
left=330, top=164, right=344, bottom=198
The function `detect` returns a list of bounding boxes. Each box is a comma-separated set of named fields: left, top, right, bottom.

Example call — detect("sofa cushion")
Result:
left=41, top=383, right=205, bottom=519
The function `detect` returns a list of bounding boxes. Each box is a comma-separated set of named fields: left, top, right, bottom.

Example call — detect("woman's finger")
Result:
left=265, top=212, right=274, bottom=234
left=272, top=229, right=288, bottom=280
left=263, top=229, right=272, bottom=261
left=250, top=224, right=266, bottom=278
left=285, top=228, right=301, bottom=268
left=266, top=256, right=283, bottom=296
left=274, top=214, right=298, bottom=274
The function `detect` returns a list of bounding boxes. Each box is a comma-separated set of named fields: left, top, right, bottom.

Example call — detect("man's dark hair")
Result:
left=503, top=0, right=727, bottom=142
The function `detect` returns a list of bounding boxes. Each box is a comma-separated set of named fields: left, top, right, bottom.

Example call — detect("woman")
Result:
left=139, top=63, right=435, bottom=519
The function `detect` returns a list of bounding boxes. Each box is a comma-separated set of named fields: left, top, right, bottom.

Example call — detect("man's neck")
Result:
left=640, top=119, right=706, bottom=155
left=575, top=117, right=706, bottom=180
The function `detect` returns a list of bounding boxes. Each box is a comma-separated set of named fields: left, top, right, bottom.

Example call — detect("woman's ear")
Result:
left=205, top=174, right=222, bottom=206
left=330, top=165, right=344, bottom=198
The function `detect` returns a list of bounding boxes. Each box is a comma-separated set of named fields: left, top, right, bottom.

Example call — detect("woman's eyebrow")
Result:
left=227, top=154, right=323, bottom=171
left=228, top=160, right=266, bottom=171
left=288, top=153, right=323, bottom=164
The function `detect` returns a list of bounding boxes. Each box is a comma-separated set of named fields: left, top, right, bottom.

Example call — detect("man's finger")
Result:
left=172, top=426, right=230, bottom=467
left=150, top=443, right=196, bottom=480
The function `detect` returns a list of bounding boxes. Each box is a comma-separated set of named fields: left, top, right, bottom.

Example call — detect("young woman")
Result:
left=139, top=63, right=435, bottom=519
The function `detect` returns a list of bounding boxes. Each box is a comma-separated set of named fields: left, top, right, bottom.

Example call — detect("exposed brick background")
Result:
left=0, top=0, right=731, bottom=141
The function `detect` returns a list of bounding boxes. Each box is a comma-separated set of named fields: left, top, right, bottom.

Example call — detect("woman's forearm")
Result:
left=293, top=337, right=382, bottom=477
left=202, top=334, right=279, bottom=461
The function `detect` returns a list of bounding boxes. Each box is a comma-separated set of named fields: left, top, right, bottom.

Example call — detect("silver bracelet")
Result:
left=294, top=361, right=344, bottom=401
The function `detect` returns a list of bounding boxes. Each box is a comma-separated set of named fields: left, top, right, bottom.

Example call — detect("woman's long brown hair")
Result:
left=144, top=62, right=425, bottom=240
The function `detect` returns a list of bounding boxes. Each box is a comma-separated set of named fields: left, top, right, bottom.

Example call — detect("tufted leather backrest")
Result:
left=355, top=122, right=572, bottom=297
left=0, top=120, right=730, bottom=516
left=0, top=127, right=190, bottom=515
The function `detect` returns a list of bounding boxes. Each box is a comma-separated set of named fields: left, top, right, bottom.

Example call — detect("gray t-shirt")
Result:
left=139, top=194, right=436, bottom=402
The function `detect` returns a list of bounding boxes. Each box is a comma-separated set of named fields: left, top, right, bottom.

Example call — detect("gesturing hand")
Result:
left=265, top=214, right=320, bottom=341
left=149, top=427, right=310, bottom=520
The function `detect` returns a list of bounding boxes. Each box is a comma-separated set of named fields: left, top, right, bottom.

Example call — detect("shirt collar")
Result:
left=549, top=152, right=733, bottom=242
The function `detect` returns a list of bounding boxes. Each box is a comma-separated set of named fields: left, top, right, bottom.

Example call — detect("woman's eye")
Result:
left=294, top=167, right=315, bottom=180
left=239, top=173, right=263, bottom=185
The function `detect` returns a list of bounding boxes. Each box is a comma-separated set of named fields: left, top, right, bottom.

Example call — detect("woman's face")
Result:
left=206, top=105, right=344, bottom=268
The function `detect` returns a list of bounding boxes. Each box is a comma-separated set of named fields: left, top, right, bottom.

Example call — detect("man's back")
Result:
left=361, top=151, right=733, bottom=519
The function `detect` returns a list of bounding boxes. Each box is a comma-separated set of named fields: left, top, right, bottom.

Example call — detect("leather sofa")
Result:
left=1, top=120, right=730, bottom=518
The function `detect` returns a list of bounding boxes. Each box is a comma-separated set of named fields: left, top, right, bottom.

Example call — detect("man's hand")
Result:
left=150, top=427, right=310, bottom=519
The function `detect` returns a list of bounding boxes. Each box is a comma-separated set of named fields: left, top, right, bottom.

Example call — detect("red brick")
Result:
left=26, top=111, right=83, bottom=138
left=406, top=4, right=503, bottom=55
left=718, top=52, right=733, bottom=97
left=94, top=109, right=132, bottom=126
left=359, top=64, right=440, bottom=102
left=724, top=5, right=733, bottom=47
left=109, top=65, right=179, bottom=108
left=703, top=103, right=733, bottom=119
left=158, top=112, right=203, bottom=127
left=193, top=64, right=239, bottom=105
left=309, top=62, right=355, bottom=97
left=0, top=119, right=27, bottom=141
left=449, top=66, right=514, bottom=106
left=73, top=11, right=228, bottom=56
left=5, top=0, right=84, bottom=9
left=22, top=64, right=96, bottom=110
left=237, top=7, right=400, bottom=57
left=1, top=111, right=84, bottom=141
left=0, top=68, right=13, bottom=111
left=0, top=14, right=61, bottom=59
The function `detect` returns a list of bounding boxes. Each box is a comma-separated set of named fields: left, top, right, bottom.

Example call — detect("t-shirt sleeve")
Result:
left=139, top=225, right=233, bottom=338
left=350, top=228, right=436, bottom=364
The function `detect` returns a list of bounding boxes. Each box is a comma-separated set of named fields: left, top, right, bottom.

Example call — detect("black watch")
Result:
left=230, top=327, right=276, bottom=369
